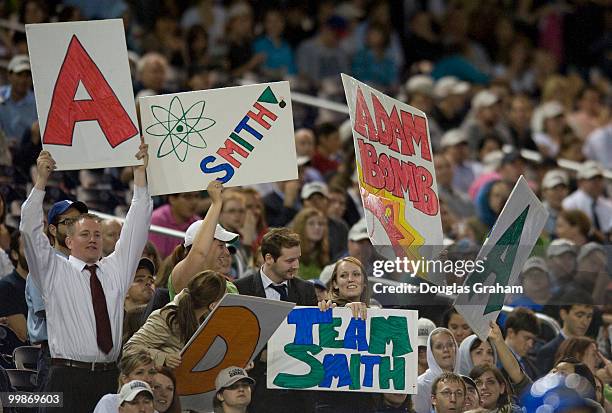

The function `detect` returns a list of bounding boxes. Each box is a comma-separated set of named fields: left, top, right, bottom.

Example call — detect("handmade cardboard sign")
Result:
left=454, top=176, right=549, bottom=340
left=341, top=74, right=443, bottom=282
left=26, top=19, right=140, bottom=170
left=140, top=81, right=297, bottom=195
left=176, top=294, right=294, bottom=412
left=267, top=306, right=418, bottom=394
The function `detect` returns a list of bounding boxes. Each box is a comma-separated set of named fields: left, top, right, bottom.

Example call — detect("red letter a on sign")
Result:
left=43, top=35, right=137, bottom=147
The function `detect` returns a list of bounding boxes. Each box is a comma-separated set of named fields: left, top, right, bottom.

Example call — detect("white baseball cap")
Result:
left=471, top=90, right=499, bottom=110
left=576, top=161, right=604, bottom=180
left=418, top=318, right=436, bottom=347
left=184, top=221, right=239, bottom=247
left=215, top=366, right=255, bottom=392
left=440, top=129, right=468, bottom=148
left=542, top=169, right=569, bottom=190
left=118, top=380, right=154, bottom=405
left=406, top=75, right=434, bottom=96
left=547, top=238, right=577, bottom=258
left=301, top=182, right=329, bottom=200
left=348, top=219, right=369, bottom=242
left=7, top=55, right=30, bottom=73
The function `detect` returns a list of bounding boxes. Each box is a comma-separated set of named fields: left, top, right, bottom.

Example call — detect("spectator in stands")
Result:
left=414, top=327, right=459, bottom=413
left=431, top=77, right=468, bottom=131
left=469, top=365, right=521, bottom=413
left=149, top=191, right=201, bottom=258
left=25, top=198, right=88, bottom=391
left=583, top=122, right=612, bottom=170
left=537, top=289, right=594, bottom=374
left=511, top=257, right=553, bottom=311
left=93, top=350, right=157, bottom=413
left=151, top=367, right=181, bottom=413
left=125, top=258, right=156, bottom=312
left=460, top=375, right=480, bottom=411
left=554, top=338, right=610, bottom=381
left=0, top=231, right=28, bottom=346
left=351, top=23, right=398, bottom=92
left=327, top=185, right=348, bottom=224
left=555, top=209, right=592, bottom=247
left=226, top=2, right=263, bottom=79
left=263, top=179, right=301, bottom=228
left=504, top=308, right=541, bottom=380
left=463, top=90, right=511, bottom=153
left=311, top=122, right=342, bottom=177
left=442, top=308, right=473, bottom=346
left=213, top=366, right=255, bottom=413
left=101, top=219, right=122, bottom=257
left=0, top=193, right=11, bottom=253
left=219, top=190, right=249, bottom=278
left=373, top=392, right=412, bottom=412
left=142, top=241, right=161, bottom=278
left=575, top=242, right=608, bottom=296
left=291, top=207, right=329, bottom=280
left=135, top=52, right=170, bottom=95
left=405, top=75, right=443, bottom=150
left=301, top=182, right=348, bottom=260
left=431, top=372, right=466, bottom=413
left=507, top=94, right=537, bottom=151
left=474, top=179, right=511, bottom=237
left=254, top=8, right=297, bottom=80
left=541, top=170, right=570, bottom=238
left=546, top=239, right=577, bottom=290
left=296, top=16, right=350, bottom=89
left=457, top=335, right=497, bottom=375
left=434, top=154, right=475, bottom=219
left=316, top=256, right=373, bottom=412
left=235, top=228, right=316, bottom=413
left=0, top=55, right=37, bottom=143
left=568, top=87, right=605, bottom=140
left=167, top=183, right=239, bottom=300
left=439, top=129, right=479, bottom=195
left=118, top=380, right=155, bottom=413
left=562, top=161, right=612, bottom=238
left=418, top=318, right=437, bottom=376
left=124, top=270, right=227, bottom=368
left=532, top=101, right=567, bottom=159
left=295, top=128, right=316, bottom=159
left=20, top=143, right=152, bottom=412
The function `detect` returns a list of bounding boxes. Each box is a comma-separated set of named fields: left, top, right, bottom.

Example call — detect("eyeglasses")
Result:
left=437, top=389, right=464, bottom=399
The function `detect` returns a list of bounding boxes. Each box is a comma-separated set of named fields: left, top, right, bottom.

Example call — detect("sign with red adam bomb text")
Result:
left=26, top=19, right=141, bottom=170
left=341, top=74, right=443, bottom=277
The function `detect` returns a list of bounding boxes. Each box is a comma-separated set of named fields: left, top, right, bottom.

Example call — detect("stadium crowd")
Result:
left=0, top=0, right=611, bottom=412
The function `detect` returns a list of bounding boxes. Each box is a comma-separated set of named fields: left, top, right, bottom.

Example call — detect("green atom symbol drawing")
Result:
left=146, top=96, right=216, bottom=162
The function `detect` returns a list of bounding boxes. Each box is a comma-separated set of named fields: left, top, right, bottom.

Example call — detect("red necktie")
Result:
left=86, top=265, right=113, bottom=354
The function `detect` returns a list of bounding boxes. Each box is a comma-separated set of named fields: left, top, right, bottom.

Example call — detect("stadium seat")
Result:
left=5, top=369, right=37, bottom=392
left=13, top=346, right=40, bottom=370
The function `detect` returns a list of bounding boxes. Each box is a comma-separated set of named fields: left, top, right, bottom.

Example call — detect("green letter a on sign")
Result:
left=466, top=206, right=529, bottom=315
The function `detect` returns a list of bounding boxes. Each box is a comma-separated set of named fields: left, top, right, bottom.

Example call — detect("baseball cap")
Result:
left=309, top=279, right=327, bottom=290
left=215, top=366, right=255, bottom=392
left=542, top=169, right=569, bottom=190
left=7, top=55, right=30, bottom=73
left=184, top=221, right=239, bottom=248
left=521, top=256, right=549, bottom=275
left=137, top=257, right=156, bottom=275
left=47, top=200, right=88, bottom=225
left=417, top=318, right=436, bottom=347
left=433, top=76, right=459, bottom=99
left=406, top=75, right=434, bottom=96
left=501, top=150, right=522, bottom=165
left=576, top=161, right=604, bottom=180
left=348, top=219, right=369, bottom=242
left=540, top=101, right=564, bottom=120
left=577, top=242, right=605, bottom=263
left=546, top=239, right=577, bottom=258
left=440, top=129, right=468, bottom=148
left=118, top=380, right=154, bottom=405
left=301, top=182, right=328, bottom=200
left=471, top=90, right=499, bottom=110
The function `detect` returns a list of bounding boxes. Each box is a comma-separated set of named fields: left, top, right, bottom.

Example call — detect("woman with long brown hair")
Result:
left=123, top=270, right=227, bottom=369
left=291, top=207, right=329, bottom=279
left=152, top=367, right=182, bottom=413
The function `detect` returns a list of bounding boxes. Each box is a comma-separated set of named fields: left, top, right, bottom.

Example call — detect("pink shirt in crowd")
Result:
left=148, top=204, right=200, bottom=257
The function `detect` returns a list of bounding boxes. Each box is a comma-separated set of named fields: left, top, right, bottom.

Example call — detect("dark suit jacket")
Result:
left=234, top=270, right=317, bottom=305
left=234, top=270, right=317, bottom=413
left=536, top=334, right=565, bottom=375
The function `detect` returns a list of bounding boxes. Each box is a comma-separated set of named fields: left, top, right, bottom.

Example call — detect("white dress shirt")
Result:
left=562, top=189, right=612, bottom=233
left=20, top=185, right=152, bottom=363
left=259, top=267, right=288, bottom=301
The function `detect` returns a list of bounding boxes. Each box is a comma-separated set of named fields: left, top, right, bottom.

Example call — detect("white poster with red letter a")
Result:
left=26, top=19, right=141, bottom=170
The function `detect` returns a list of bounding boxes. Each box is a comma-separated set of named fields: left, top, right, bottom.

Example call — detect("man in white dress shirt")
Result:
left=562, top=161, right=612, bottom=238
left=19, top=140, right=153, bottom=413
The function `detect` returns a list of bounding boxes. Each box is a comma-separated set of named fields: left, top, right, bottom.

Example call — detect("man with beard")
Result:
left=0, top=231, right=29, bottom=349
left=235, top=228, right=317, bottom=413
left=25, top=198, right=87, bottom=390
